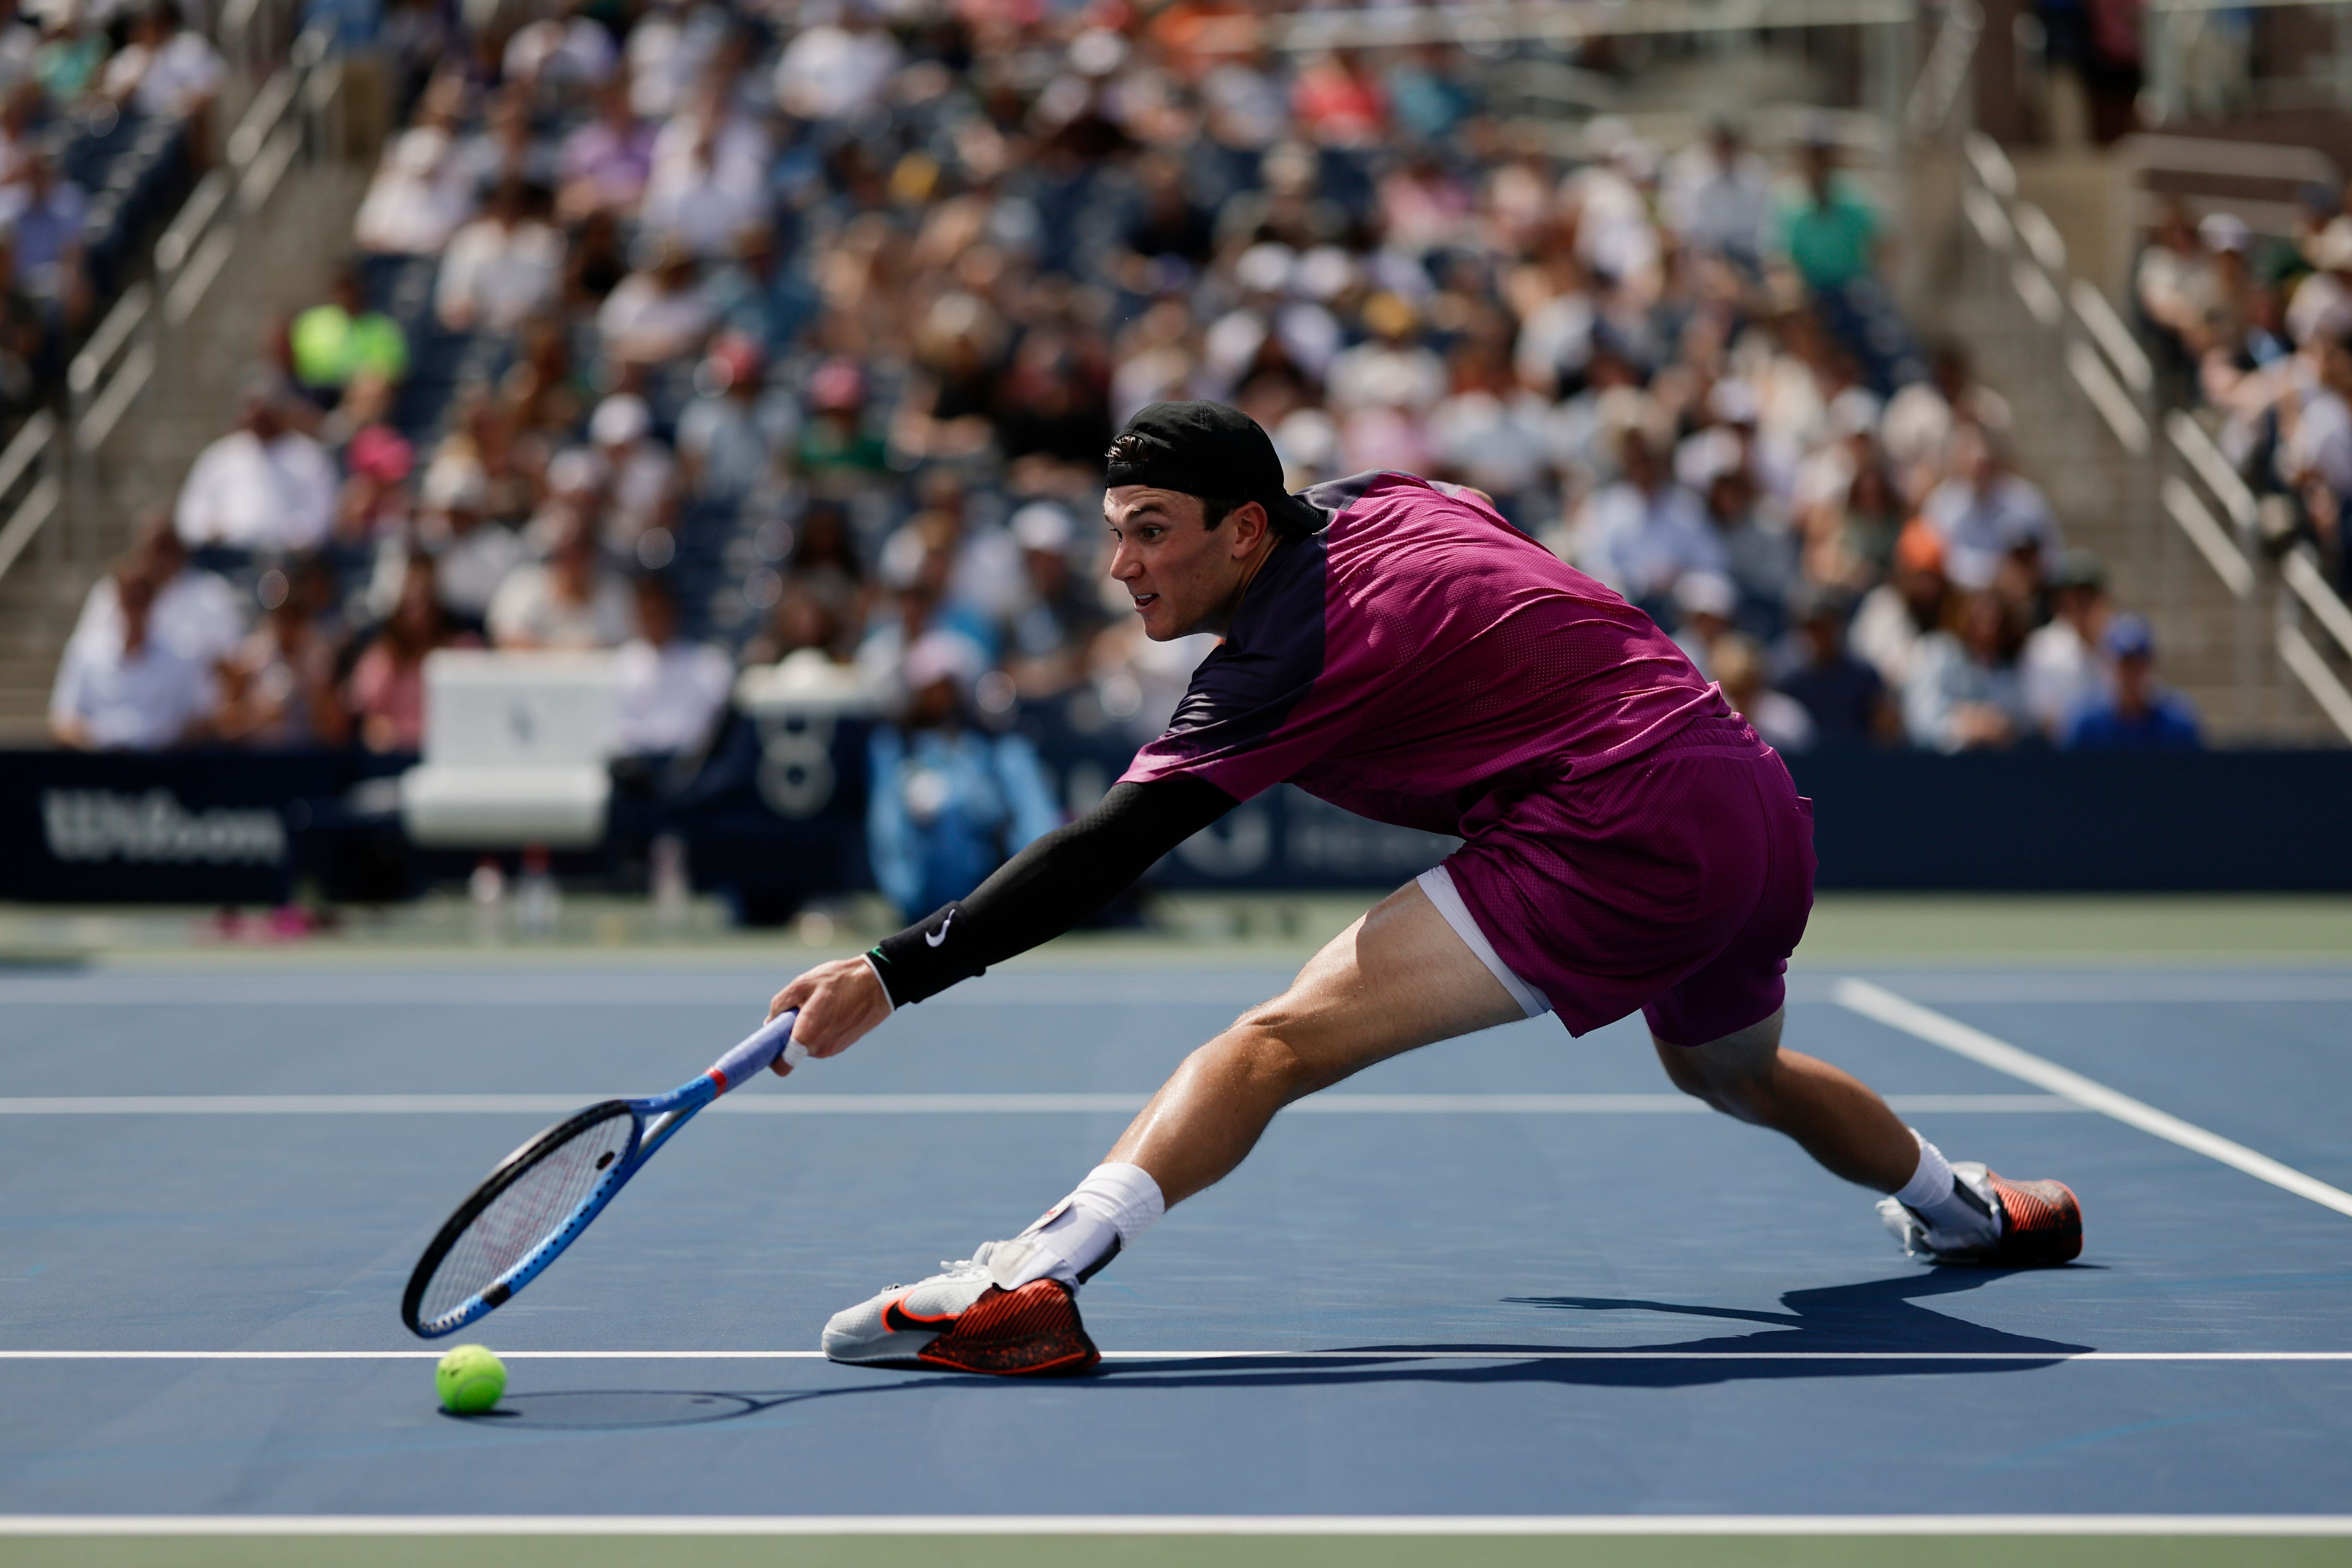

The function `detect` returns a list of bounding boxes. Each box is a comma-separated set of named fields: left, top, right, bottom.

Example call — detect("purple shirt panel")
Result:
left=1119, top=472, right=1725, bottom=835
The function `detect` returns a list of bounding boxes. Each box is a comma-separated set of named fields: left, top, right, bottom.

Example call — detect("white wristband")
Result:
left=861, top=952, right=896, bottom=1016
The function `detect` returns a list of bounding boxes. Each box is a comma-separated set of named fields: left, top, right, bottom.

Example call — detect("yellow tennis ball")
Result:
left=435, top=1344, right=506, bottom=1413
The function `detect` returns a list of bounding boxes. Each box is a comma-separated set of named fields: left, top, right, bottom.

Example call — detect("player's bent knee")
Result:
left=1653, top=1030, right=1785, bottom=1127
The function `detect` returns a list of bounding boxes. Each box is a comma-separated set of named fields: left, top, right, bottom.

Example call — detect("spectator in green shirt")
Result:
left=290, top=263, right=408, bottom=405
left=1779, top=137, right=1882, bottom=295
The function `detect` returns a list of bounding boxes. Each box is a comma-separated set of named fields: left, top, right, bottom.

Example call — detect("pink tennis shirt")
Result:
left=1118, top=472, right=1728, bottom=824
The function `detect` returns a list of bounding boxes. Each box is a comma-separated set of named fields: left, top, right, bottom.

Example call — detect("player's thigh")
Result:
left=1240, top=879, right=1527, bottom=1091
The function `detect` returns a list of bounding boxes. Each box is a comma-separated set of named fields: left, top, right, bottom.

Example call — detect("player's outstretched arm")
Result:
left=765, top=776, right=1234, bottom=1071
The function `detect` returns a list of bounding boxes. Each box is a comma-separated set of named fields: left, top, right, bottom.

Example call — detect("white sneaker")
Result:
left=821, top=1237, right=1100, bottom=1375
left=1879, top=1161, right=2084, bottom=1265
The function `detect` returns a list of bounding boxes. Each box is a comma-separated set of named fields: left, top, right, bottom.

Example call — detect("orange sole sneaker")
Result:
left=1983, top=1172, right=2084, bottom=1265
left=915, top=1279, right=1102, bottom=1376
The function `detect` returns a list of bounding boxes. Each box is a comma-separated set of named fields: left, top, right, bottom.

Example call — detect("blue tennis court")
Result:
left=2, top=953, right=2349, bottom=1560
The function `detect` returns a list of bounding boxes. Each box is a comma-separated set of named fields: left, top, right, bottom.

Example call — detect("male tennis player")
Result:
left=766, top=401, right=2081, bottom=1376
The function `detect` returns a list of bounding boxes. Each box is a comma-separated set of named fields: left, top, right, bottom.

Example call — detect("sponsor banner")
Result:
left=0, top=752, right=340, bottom=903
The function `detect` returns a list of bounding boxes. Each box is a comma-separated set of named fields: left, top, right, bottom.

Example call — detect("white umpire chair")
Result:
left=398, top=650, right=622, bottom=849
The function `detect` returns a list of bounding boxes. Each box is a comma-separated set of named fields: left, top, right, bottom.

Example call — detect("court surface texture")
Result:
left=3, top=939, right=2350, bottom=1568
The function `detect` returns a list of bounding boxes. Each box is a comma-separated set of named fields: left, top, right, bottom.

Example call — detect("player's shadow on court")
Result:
left=1096, top=1266, right=2097, bottom=1390
left=451, top=1269, right=2094, bottom=1426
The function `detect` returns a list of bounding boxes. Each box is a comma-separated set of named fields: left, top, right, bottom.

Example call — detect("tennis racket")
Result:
left=402, top=1008, right=807, bottom=1338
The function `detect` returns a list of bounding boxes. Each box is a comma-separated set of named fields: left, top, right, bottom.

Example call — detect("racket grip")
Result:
left=709, top=1009, right=805, bottom=1092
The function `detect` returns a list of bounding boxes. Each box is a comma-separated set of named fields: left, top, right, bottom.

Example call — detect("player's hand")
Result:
left=766, top=956, right=891, bottom=1074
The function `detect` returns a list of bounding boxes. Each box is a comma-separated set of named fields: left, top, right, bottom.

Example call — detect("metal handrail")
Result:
left=0, top=22, right=338, bottom=593
left=1906, top=0, right=1982, bottom=137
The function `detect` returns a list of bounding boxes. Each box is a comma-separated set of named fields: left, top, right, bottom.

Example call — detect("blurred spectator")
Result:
left=1669, top=570, right=1736, bottom=678
left=798, top=357, right=887, bottom=478
left=615, top=574, right=730, bottom=754
left=1902, top=589, right=2033, bottom=752
left=1777, top=585, right=1893, bottom=745
left=1661, top=118, right=1773, bottom=266
left=557, top=78, right=652, bottom=222
left=353, top=77, right=472, bottom=255
left=412, top=454, right=526, bottom=625
left=675, top=334, right=792, bottom=502
left=1003, top=501, right=1105, bottom=698
left=291, top=263, right=409, bottom=403
left=1713, top=631, right=1815, bottom=753
left=49, top=562, right=217, bottom=749
left=1571, top=420, right=1723, bottom=608
left=773, top=8, right=899, bottom=123
left=99, top=0, right=222, bottom=121
left=70, top=509, right=244, bottom=668
left=2022, top=550, right=2112, bottom=739
left=216, top=560, right=349, bottom=748
left=1880, top=343, right=2012, bottom=504
left=0, top=235, right=41, bottom=421
left=588, top=392, right=676, bottom=550
left=1778, top=132, right=1881, bottom=297
left=2062, top=615, right=2201, bottom=750
left=597, top=240, right=711, bottom=366
left=0, top=150, right=85, bottom=318
left=348, top=553, right=470, bottom=753
left=335, top=423, right=414, bottom=543
left=1919, top=426, right=2059, bottom=589
left=175, top=382, right=338, bottom=551
left=487, top=509, right=632, bottom=649
left=1854, top=520, right=1951, bottom=694
left=435, top=178, right=563, bottom=332
left=867, top=629, right=1058, bottom=921
left=33, top=3, right=104, bottom=110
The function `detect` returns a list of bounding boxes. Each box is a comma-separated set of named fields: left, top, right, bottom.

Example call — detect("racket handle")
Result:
left=708, top=1009, right=805, bottom=1093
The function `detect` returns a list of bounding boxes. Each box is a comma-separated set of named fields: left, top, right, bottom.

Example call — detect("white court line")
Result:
left=2, top=1514, right=2349, bottom=1536
left=1792, top=974, right=2352, bottom=1005
left=0, top=1093, right=2080, bottom=1116
left=2, top=1349, right=2346, bottom=1362
left=1834, top=978, right=2352, bottom=1220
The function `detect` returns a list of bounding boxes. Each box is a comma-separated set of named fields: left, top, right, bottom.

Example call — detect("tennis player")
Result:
left=767, top=401, right=2082, bottom=1376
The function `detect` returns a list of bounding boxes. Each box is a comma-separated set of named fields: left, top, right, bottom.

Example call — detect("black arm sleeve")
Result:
left=866, top=775, right=1236, bottom=1007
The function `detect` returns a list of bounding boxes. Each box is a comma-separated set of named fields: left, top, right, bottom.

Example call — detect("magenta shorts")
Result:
left=1422, top=714, right=1816, bottom=1046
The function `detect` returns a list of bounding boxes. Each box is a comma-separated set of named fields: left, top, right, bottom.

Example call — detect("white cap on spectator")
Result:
left=1707, top=378, right=1760, bottom=427
left=1676, top=426, right=1745, bottom=491
left=2198, top=212, right=2252, bottom=255
left=1295, top=245, right=1357, bottom=302
left=903, top=629, right=985, bottom=694
left=1826, top=387, right=1884, bottom=438
left=421, top=454, right=490, bottom=512
left=1674, top=570, right=1738, bottom=619
left=1237, top=242, right=1296, bottom=296
left=1069, top=27, right=1127, bottom=75
left=1012, top=502, right=1075, bottom=555
left=879, top=526, right=931, bottom=591
left=590, top=394, right=652, bottom=447
left=547, top=447, right=611, bottom=496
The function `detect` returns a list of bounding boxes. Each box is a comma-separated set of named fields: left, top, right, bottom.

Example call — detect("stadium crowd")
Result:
left=2139, top=191, right=2352, bottom=610
left=49, top=0, right=2206, bottom=913
left=0, top=0, right=224, bottom=434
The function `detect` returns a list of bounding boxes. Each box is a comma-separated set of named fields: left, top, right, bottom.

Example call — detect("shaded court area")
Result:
left=1, top=943, right=2349, bottom=1562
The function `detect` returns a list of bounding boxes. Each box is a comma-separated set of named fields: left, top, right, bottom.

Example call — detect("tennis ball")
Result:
left=435, top=1344, right=506, bottom=1413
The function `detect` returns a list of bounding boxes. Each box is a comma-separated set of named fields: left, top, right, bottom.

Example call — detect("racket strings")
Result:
left=418, top=1112, right=634, bottom=1323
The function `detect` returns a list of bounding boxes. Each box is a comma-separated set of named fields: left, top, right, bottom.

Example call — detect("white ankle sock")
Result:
left=1893, top=1132, right=1998, bottom=1245
left=999, top=1163, right=1166, bottom=1289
